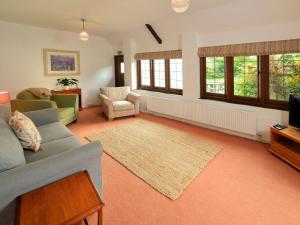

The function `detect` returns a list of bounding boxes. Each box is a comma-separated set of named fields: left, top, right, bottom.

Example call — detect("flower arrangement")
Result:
left=56, top=77, right=79, bottom=90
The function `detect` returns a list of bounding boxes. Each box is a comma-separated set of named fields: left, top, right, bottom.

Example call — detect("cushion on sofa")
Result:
left=9, top=111, right=42, bottom=152
left=24, top=136, right=82, bottom=163
left=37, top=122, right=73, bottom=143
left=113, top=100, right=134, bottom=111
left=0, top=109, right=25, bottom=172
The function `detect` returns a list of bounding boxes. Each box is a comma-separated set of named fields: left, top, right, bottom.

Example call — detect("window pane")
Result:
left=170, top=59, right=183, bottom=89
left=120, top=62, right=125, bottom=73
left=141, top=60, right=150, bottom=86
left=233, top=56, right=258, bottom=97
left=270, top=53, right=300, bottom=101
left=206, top=57, right=225, bottom=94
left=154, top=59, right=165, bottom=88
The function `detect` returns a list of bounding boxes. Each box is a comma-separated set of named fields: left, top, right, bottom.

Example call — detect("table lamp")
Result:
left=0, top=91, right=11, bottom=104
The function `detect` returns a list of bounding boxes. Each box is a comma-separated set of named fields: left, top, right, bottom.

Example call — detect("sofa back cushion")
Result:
left=100, top=86, right=130, bottom=101
left=0, top=107, right=25, bottom=172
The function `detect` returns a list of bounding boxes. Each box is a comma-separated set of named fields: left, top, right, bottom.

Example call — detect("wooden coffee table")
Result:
left=16, top=171, right=104, bottom=225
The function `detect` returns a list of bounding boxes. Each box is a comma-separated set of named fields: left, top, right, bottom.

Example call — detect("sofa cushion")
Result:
left=112, top=100, right=134, bottom=111
left=24, top=136, right=82, bottom=163
left=0, top=108, right=25, bottom=172
left=9, top=111, right=42, bottom=152
left=37, top=122, right=73, bottom=143
left=100, top=87, right=130, bottom=101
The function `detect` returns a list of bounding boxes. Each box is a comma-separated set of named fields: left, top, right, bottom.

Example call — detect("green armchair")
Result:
left=11, top=90, right=79, bottom=125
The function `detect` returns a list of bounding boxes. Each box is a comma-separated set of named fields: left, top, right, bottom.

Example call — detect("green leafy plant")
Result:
left=56, top=77, right=79, bottom=87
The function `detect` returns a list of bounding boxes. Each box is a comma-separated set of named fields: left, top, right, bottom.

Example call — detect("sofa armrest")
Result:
left=24, top=108, right=60, bottom=126
left=127, top=92, right=140, bottom=104
left=0, top=141, right=103, bottom=212
left=99, top=94, right=114, bottom=119
left=51, top=94, right=78, bottom=109
left=10, top=99, right=57, bottom=112
left=127, top=92, right=140, bottom=115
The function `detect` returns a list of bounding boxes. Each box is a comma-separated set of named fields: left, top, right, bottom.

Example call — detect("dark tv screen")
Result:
left=289, top=95, right=300, bottom=129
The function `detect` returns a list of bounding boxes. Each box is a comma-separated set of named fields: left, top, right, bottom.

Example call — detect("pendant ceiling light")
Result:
left=171, top=0, right=190, bottom=13
left=79, top=18, right=89, bottom=41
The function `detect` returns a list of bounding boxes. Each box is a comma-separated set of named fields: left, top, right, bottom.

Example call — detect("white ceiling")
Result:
left=0, top=0, right=239, bottom=36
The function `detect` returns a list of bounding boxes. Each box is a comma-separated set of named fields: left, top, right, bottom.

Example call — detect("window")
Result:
left=205, top=57, right=225, bottom=94
left=120, top=62, right=125, bottom=74
left=137, top=58, right=183, bottom=95
left=269, top=53, right=300, bottom=101
left=140, top=60, right=151, bottom=86
left=233, top=56, right=258, bottom=97
left=170, top=59, right=183, bottom=89
left=154, top=59, right=166, bottom=88
left=200, top=54, right=300, bottom=110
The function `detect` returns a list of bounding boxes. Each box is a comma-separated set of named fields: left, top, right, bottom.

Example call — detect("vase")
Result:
left=63, top=86, right=70, bottom=90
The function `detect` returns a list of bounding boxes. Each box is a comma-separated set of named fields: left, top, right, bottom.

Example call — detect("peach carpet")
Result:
left=86, top=119, right=221, bottom=200
left=69, top=107, right=300, bottom=225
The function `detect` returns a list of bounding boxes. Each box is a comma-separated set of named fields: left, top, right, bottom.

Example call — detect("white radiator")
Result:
left=147, top=96, right=257, bottom=136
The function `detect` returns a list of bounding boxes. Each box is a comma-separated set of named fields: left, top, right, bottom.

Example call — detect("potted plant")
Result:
left=56, top=77, right=79, bottom=90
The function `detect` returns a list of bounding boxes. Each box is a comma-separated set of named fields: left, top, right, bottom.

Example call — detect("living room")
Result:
left=0, top=0, right=300, bottom=225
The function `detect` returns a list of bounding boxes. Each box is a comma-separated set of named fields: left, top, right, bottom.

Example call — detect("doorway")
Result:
left=114, top=55, right=125, bottom=87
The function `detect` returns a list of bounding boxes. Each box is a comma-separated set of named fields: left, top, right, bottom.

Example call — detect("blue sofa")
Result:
left=0, top=108, right=103, bottom=225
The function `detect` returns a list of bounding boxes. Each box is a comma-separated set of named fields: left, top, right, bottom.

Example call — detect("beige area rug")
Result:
left=86, top=120, right=221, bottom=200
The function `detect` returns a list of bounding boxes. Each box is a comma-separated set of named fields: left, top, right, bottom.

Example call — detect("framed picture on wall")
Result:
left=43, top=49, right=80, bottom=76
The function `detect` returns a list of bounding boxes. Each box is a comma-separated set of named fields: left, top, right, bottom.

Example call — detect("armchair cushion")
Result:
left=113, top=101, right=134, bottom=111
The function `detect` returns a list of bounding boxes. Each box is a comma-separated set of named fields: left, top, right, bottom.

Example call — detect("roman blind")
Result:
left=135, top=50, right=182, bottom=60
left=198, top=38, right=300, bottom=57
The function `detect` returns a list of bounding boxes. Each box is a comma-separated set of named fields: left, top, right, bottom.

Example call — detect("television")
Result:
left=289, top=95, right=300, bottom=130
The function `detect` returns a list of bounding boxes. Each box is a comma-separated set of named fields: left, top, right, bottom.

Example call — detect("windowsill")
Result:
left=200, top=94, right=289, bottom=111
left=137, top=88, right=182, bottom=96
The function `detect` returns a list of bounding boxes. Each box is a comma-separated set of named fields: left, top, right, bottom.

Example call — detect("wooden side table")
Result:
left=270, top=126, right=300, bottom=170
left=16, top=172, right=104, bottom=225
left=52, top=88, right=83, bottom=111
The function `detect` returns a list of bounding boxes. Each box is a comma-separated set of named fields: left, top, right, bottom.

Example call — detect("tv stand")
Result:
left=270, top=126, right=300, bottom=170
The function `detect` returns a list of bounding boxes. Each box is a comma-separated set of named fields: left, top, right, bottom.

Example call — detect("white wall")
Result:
left=113, top=4, right=300, bottom=142
left=0, top=21, right=114, bottom=107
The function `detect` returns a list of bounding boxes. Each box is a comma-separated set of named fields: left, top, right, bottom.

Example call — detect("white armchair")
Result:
left=99, top=87, right=140, bottom=120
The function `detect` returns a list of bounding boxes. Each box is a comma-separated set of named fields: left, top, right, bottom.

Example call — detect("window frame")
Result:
left=200, top=55, right=289, bottom=110
left=137, top=59, right=183, bottom=95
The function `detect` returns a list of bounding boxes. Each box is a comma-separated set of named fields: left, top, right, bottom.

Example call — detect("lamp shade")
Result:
left=171, top=0, right=190, bottom=13
left=80, top=31, right=89, bottom=41
left=0, top=91, right=10, bottom=104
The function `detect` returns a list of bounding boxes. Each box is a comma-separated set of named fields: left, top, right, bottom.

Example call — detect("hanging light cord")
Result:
left=81, top=19, right=86, bottom=31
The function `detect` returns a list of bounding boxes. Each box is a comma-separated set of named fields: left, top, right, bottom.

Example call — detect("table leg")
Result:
left=98, top=209, right=103, bottom=225
left=84, top=218, right=89, bottom=225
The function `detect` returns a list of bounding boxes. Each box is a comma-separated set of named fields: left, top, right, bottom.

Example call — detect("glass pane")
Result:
left=269, top=53, right=300, bottom=101
left=233, top=56, right=258, bottom=97
left=141, top=60, right=150, bottom=86
left=120, top=62, right=125, bottom=73
left=170, top=59, right=183, bottom=89
left=154, top=59, right=165, bottom=88
left=206, top=57, right=225, bottom=94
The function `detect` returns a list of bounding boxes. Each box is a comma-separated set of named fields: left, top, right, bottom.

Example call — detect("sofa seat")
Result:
left=112, top=100, right=134, bottom=111
left=24, top=136, right=82, bottom=163
left=37, top=122, right=73, bottom=143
